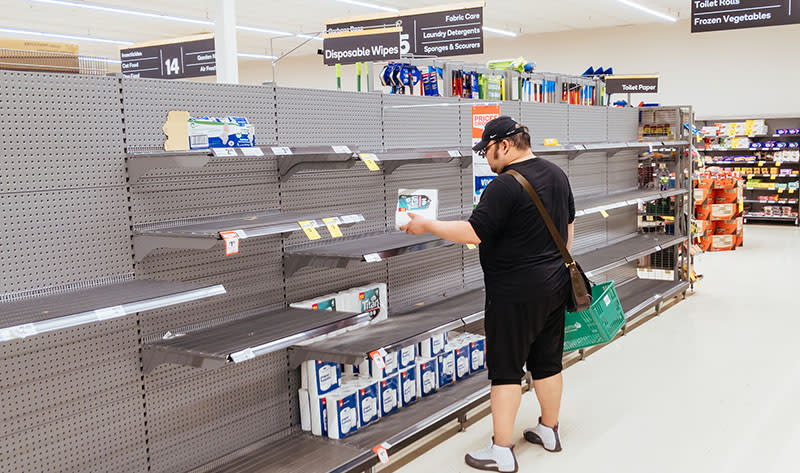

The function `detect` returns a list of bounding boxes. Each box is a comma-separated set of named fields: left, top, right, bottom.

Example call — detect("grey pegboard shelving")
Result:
left=132, top=211, right=366, bottom=261
left=288, top=287, right=484, bottom=367
left=576, top=234, right=687, bottom=278
left=575, top=188, right=688, bottom=217
left=0, top=277, right=225, bottom=343
left=364, top=147, right=472, bottom=174
left=142, top=307, right=374, bottom=373
left=284, top=232, right=460, bottom=276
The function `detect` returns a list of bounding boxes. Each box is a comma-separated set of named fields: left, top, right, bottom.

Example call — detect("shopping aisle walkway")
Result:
left=394, top=225, right=800, bottom=473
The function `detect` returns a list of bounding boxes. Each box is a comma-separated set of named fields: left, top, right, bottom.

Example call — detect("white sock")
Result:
left=532, top=423, right=558, bottom=450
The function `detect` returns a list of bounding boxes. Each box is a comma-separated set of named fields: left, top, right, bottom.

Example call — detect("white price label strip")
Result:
left=241, top=147, right=264, bottom=156
left=14, top=324, right=38, bottom=339
left=372, top=442, right=392, bottom=465
left=370, top=348, right=387, bottom=370
left=220, top=231, right=240, bottom=255
left=230, top=348, right=256, bottom=363
left=234, top=229, right=248, bottom=239
left=364, top=253, right=382, bottom=262
left=212, top=148, right=238, bottom=157
left=271, top=146, right=293, bottom=155
left=448, top=150, right=462, bottom=158
left=332, top=145, right=352, bottom=154
left=94, top=305, right=126, bottom=321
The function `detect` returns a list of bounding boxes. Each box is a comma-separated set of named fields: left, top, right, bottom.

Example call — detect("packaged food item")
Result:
left=396, top=189, right=439, bottom=230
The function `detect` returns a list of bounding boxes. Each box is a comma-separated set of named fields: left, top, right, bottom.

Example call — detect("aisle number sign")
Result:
left=120, top=34, right=216, bottom=79
left=472, top=105, right=501, bottom=206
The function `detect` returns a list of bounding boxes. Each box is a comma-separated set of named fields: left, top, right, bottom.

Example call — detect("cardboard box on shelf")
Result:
left=710, top=234, right=735, bottom=252
left=694, top=188, right=711, bottom=206
left=420, top=332, right=447, bottom=358
left=711, top=203, right=738, bottom=221
left=290, top=293, right=341, bottom=312
left=308, top=391, right=329, bottom=436
left=378, top=374, right=401, bottom=417
left=303, top=360, right=341, bottom=397
left=415, top=357, right=438, bottom=398
left=466, top=335, right=486, bottom=373
left=398, top=344, right=417, bottom=370
left=437, top=349, right=456, bottom=388
left=713, top=188, right=739, bottom=204
left=352, top=378, right=379, bottom=427
left=713, top=219, right=739, bottom=235
left=399, top=367, right=417, bottom=406
left=338, top=283, right=388, bottom=322
left=326, top=388, right=359, bottom=439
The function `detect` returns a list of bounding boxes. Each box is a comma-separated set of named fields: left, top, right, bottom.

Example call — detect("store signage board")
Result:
left=605, top=75, right=659, bottom=94
left=120, top=34, right=216, bottom=79
left=325, top=1, right=484, bottom=58
left=691, top=1, right=798, bottom=33
left=323, top=28, right=402, bottom=65
left=471, top=105, right=501, bottom=206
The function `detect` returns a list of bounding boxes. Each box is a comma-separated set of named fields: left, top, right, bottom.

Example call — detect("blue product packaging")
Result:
left=379, top=374, right=401, bottom=417
left=398, top=344, right=417, bottom=370
left=400, top=367, right=417, bottom=406
left=453, top=343, right=471, bottom=381
left=469, top=337, right=487, bottom=373
left=356, top=380, right=380, bottom=427
left=187, top=116, right=255, bottom=149
left=367, top=349, right=398, bottom=378
left=303, top=360, right=341, bottom=397
left=420, top=333, right=446, bottom=358
left=327, top=389, right=359, bottom=439
left=308, top=392, right=328, bottom=437
left=415, top=357, right=438, bottom=398
left=437, top=350, right=455, bottom=387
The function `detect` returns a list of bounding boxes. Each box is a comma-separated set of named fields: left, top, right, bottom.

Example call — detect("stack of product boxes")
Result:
left=699, top=120, right=769, bottom=150
left=298, top=331, right=486, bottom=439
left=694, top=171, right=743, bottom=251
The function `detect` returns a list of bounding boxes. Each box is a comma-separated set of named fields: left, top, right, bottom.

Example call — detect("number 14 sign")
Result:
left=120, top=34, right=217, bottom=80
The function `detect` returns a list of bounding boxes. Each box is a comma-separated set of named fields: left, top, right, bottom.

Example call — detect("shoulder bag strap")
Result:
left=505, top=169, right=575, bottom=267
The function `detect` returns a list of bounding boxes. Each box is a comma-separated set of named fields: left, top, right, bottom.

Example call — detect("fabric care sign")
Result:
left=325, top=1, right=484, bottom=58
left=692, top=1, right=799, bottom=32
left=323, top=27, right=402, bottom=66
left=121, top=34, right=215, bottom=79
left=605, top=75, right=659, bottom=94
left=471, top=105, right=500, bottom=206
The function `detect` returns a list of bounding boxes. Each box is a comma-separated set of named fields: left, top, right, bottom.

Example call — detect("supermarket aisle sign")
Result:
left=120, top=34, right=215, bottom=79
left=692, top=1, right=799, bottom=33
left=472, top=105, right=500, bottom=206
left=325, top=1, right=484, bottom=58
left=605, top=75, right=659, bottom=94
left=323, top=28, right=401, bottom=65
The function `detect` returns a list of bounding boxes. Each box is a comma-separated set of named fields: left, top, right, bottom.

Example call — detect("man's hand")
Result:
left=400, top=212, right=429, bottom=235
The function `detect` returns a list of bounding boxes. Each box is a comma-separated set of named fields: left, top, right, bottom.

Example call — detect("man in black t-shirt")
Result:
left=401, top=116, right=575, bottom=473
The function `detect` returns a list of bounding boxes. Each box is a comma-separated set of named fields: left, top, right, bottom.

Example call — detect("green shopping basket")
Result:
left=563, top=281, right=625, bottom=353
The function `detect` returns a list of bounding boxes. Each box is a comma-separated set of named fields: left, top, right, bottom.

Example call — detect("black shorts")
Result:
left=484, top=283, right=570, bottom=385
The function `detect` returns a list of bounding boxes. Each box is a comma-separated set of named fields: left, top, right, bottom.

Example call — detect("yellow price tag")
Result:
left=778, top=188, right=784, bottom=194
left=599, top=209, right=609, bottom=218
left=322, top=217, right=343, bottom=238
left=543, top=138, right=560, bottom=146
left=790, top=189, right=795, bottom=194
left=771, top=175, right=777, bottom=180
left=298, top=220, right=321, bottom=240
left=758, top=161, right=764, bottom=167
left=728, top=126, right=736, bottom=137
left=739, top=201, right=744, bottom=213
left=359, top=153, right=381, bottom=171
left=776, top=161, right=782, bottom=167
left=466, top=243, right=477, bottom=250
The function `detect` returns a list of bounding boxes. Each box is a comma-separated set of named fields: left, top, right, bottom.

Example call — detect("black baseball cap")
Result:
left=472, top=116, right=524, bottom=153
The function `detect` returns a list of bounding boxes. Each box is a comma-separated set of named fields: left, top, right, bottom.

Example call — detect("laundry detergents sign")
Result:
left=472, top=105, right=501, bottom=206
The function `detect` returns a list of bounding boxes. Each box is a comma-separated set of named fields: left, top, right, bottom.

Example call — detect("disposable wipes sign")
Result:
left=396, top=189, right=439, bottom=230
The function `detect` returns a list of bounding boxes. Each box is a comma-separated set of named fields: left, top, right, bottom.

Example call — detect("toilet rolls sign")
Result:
left=692, top=1, right=798, bottom=32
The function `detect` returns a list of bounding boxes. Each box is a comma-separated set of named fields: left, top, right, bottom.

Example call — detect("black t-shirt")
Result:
left=468, top=157, right=575, bottom=302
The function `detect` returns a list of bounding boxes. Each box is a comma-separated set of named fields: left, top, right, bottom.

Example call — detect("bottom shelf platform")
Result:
left=616, top=278, right=690, bottom=321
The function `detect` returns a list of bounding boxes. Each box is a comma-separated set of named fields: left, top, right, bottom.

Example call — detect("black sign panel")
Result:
left=326, top=4, right=484, bottom=58
left=323, top=30, right=401, bottom=65
left=606, top=76, right=659, bottom=94
left=692, top=0, right=798, bottom=32
left=120, top=36, right=216, bottom=79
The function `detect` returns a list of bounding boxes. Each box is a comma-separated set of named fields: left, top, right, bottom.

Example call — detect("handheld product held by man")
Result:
left=400, top=116, right=577, bottom=472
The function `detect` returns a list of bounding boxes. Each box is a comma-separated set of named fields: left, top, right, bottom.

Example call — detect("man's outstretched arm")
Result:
left=400, top=212, right=481, bottom=245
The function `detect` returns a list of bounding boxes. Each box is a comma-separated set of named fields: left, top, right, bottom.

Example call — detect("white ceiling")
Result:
left=0, top=0, right=691, bottom=60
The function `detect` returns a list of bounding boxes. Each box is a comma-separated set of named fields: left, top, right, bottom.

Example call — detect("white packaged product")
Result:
left=451, top=340, right=471, bottom=381
left=379, top=374, right=401, bottom=417
left=437, top=350, right=455, bottom=387
left=396, top=189, right=439, bottom=230
left=338, top=283, right=388, bottom=322
left=290, top=293, right=341, bottom=312
left=298, top=388, right=312, bottom=432
left=326, top=388, right=359, bottom=439
left=415, top=357, right=438, bottom=398
left=303, top=360, right=341, bottom=397
left=359, top=349, right=399, bottom=378
left=400, top=367, right=417, bottom=406
left=420, top=332, right=447, bottom=358
left=398, top=344, right=417, bottom=370
left=467, top=334, right=487, bottom=373
left=355, top=379, right=380, bottom=427
left=308, top=392, right=329, bottom=436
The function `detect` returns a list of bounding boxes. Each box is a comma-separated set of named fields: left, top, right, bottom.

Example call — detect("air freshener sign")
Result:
left=691, top=1, right=799, bottom=33
left=472, top=105, right=501, bottom=206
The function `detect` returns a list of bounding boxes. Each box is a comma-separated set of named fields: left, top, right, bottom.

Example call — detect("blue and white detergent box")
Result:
left=326, top=388, right=359, bottom=439
left=308, top=391, right=328, bottom=437
left=399, top=367, right=417, bottom=406
left=467, top=334, right=486, bottom=373
left=415, top=357, right=438, bottom=398
left=398, top=344, right=417, bottom=370
left=360, top=349, right=399, bottom=378
left=346, top=378, right=379, bottom=427
left=450, top=339, right=471, bottom=381
left=338, top=283, right=388, bottom=322
left=188, top=116, right=255, bottom=149
left=378, top=374, right=401, bottom=417
left=437, top=350, right=456, bottom=387
left=420, top=332, right=447, bottom=358
left=302, top=360, right=341, bottom=397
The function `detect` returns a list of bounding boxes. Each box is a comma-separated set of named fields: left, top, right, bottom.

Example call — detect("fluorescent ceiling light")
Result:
left=296, top=34, right=324, bottom=42
left=237, top=53, right=278, bottom=60
left=0, top=26, right=133, bottom=45
left=236, top=25, right=293, bottom=36
left=97, top=57, right=121, bottom=64
left=28, top=0, right=214, bottom=25
left=331, top=0, right=399, bottom=13
left=616, top=0, right=677, bottom=22
left=483, top=26, right=517, bottom=37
